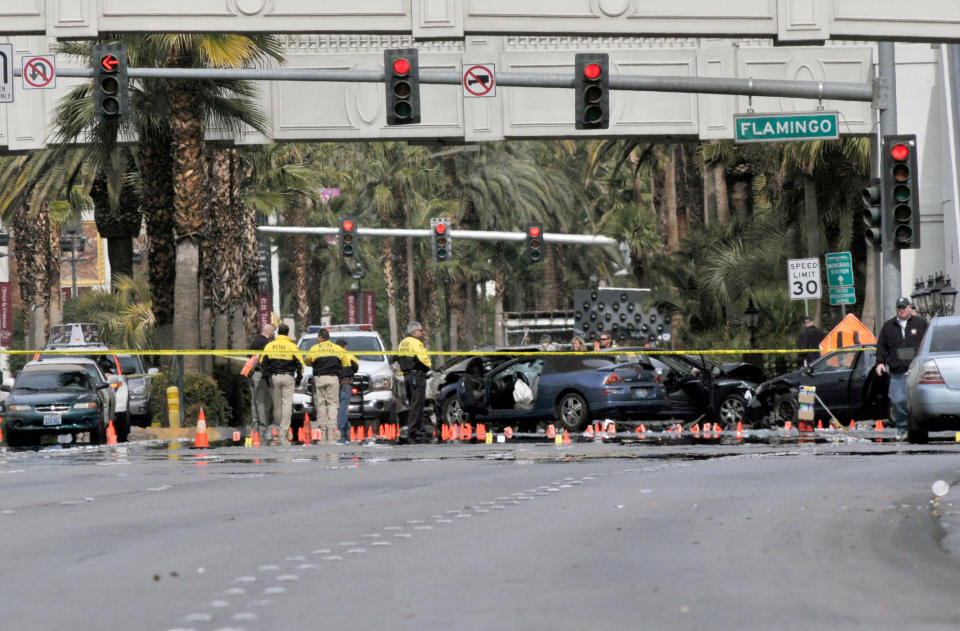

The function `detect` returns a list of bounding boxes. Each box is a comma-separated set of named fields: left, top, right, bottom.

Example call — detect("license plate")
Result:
left=632, top=388, right=650, bottom=399
left=43, top=414, right=62, bottom=426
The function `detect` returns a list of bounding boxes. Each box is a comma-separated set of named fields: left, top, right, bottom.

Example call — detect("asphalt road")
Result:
left=2, top=435, right=960, bottom=631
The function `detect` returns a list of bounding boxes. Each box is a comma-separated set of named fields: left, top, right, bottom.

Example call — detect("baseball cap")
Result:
left=803, top=316, right=814, bottom=324
left=895, top=297, right=911, bottom=308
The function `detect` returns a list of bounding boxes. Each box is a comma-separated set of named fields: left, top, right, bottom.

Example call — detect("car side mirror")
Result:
left=803, top=366, right=814, bottom=376
left=147, top=367, right=160, bottom=376
left=96, top=382, right=110, bottom=390
left=0, top=384, right=10, bottom=392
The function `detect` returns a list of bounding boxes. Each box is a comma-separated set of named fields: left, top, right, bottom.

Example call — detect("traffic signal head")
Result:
left=882, top=134, right=920, bottom=250
left=339, top=217, right=357, bottom=258
left=525, top=223, right=544, bottom=263
left=384, top=48, right=421, bottom=126
left=862, top=177, right=882, bottom=250
left=92, top=44, right=129, bottom=122
left=574, top=53, right=609, bottom=130
left=431, top=218, right=451, bottom=262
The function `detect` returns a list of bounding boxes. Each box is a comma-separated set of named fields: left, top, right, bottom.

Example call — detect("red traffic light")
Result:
left=528, top=226, right=541, bottom=238
left=434, top=223, right=447, bottom=234
left=392, top=58, right=410, bottom=76
left=100, top=54, right=120, bottom=72
left=342, top=220, right=354, bottom=231
left=890, top=143, right=910, bottom=161
left=583, top=63, right=602, bottom=80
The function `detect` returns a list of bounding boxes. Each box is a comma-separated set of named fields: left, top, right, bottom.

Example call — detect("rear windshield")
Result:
left=929, top=324, right=960, bottom=353
left=118, top=355, right=143, bottom=374
left=16, top=371, right=93, bottom=392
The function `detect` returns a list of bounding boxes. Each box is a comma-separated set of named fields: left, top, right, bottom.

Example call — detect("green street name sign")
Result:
left=825, top=251, right=853, bottom=287
left=829, top=286, right=856, bottom=306
left=734, top=112, right=839, bottom=143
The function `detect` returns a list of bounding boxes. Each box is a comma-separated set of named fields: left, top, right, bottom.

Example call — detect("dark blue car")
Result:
left=438, top=353, right=663, bottom=432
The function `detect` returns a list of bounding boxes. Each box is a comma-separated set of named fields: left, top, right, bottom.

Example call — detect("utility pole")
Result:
left=878, top=42, right=899, bottom=322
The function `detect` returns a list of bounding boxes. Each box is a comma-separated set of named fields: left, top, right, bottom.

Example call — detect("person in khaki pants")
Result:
left=305, top=328, right=349, bottom=443
left=259, top=324, right=305, bottom=446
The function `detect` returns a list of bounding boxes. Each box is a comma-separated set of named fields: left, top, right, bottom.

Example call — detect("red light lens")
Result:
left=583, top=63, right=602, bottom=80
left=891, top=144, right=909, bottom=161
left=343, top=220, right=354, bottom=231
left=393, top=58, right=410, bottom=76
left=529, top=226, right=541, bottom=238
left=435, top=223, right=447, bottom=234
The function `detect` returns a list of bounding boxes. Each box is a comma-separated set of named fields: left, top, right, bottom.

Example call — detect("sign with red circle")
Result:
left=462, top=64, right=495, bottom=98
left=21, top=55, right=56, bottom=89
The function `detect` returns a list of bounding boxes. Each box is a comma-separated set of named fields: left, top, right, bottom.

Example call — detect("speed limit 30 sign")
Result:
left=788, top=258, right=821, bottom=300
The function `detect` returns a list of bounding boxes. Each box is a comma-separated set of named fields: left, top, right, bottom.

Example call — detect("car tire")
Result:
left=5, top=427, right=31, bottom=448
left=718, top=393, right=748, bottom=428
left=771, top=393, right=799, bottom=427
left=90, top=419, right=106, bottom=445
left=906, top=416, right=928, bottom=444
left=441, top=396, right=471, bottom=426
left=555, top=392, right=590, bottom=432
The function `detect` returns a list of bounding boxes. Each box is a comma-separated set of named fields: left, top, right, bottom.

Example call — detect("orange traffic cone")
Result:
left=106, top=419, right=118, bottom=445
left=232, top=430, right=241, bottom=442
left=0, top=423, right=4, bottom=442
left=193, top=409, right=209, bottom=448
left=298, top=425, right=305, bottom=442
left=736, top=421, right=743, bottom=435
left=546, top=424, right=556, bottom=439
left=816, top=419, right=824, bottom=430
left=463, top=423, right=472, bottom=441
left=584, top=424, right=594, bottom=439
left=477, top=424, right=486, bottom=441
left=562, top=429, right=570, bottom=445
left=273, top=427, right=279, bottom=440
left=349, top=426, right=357, bottom=441
left=604, top=420, right=616, bottom=437
left=848, top=419, right=856, bottom=431
left=691, top=422, right=700, bottom=436
left=441, top=424, right=449, bottom=441
left=875, top=419, right=885, bottom=431
left=252, top=430, right=261, bottom=447
left=784, top=420, right=793, bottom=431
left=366, top=425, right=374, bottom=440
left=504, top=426, right=513, bottom=440
left=302, top=413, right=312, bottom=445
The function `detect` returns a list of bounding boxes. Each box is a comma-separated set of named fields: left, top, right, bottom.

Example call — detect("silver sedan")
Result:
left=905, top=315, right=960, bottom=442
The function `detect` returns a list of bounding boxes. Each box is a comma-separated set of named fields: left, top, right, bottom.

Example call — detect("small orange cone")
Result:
left=584, top=424, right=594, bottom=439
left=272, top=427, right=279, bottom=440
left=0, top=422, right=4, bottom=442
left=562, top=429, right=570, bottom=445
left=784, top=420, right=793, bottom=431
left=313, top=428, right=322, bottom=441
left=636, top=424, right=647, bottom=437
left=441, top=424, right=449, bottom=441
left=366, top=425, right=374, bottom=440
left=875, top=419, right=885, bottom=431
left=504, top=426, right=513, bottom=440
left=691, top=422, right=700, bottom=436
left=546, top=424, right=556, bottom=439
left=736, top=421, right=743, bottom=435
left=302, top=414, right=312, bottom=445
left=463, top=423, right=472, bottom=441
left=232, top=430, right=241, bottom=442
left=193, top=409, right=209, bottom=448
left=849, top=419, right=856, bottom=431
left=477, top=424, right=486, bottom=441
left=297, top=426, right=305, bottom=442
left=252, top=430, right=261, bottom=447
left=106, top=419, right=118, bottom=445
left=604, top=420, right=616, bottom=437
left=816, top=419, right=824, bottom=430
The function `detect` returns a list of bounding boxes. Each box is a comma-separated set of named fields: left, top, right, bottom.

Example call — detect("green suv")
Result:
left=2, top=362, right=116, bottom=447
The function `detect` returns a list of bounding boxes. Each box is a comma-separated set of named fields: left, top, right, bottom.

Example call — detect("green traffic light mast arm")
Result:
left=33, top=66, right=874, bottom=103
left=258, top=226, right=617, bottom=246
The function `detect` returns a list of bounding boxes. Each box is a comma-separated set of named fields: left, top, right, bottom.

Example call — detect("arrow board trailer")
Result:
left=788, top=258, right=822, bottom=300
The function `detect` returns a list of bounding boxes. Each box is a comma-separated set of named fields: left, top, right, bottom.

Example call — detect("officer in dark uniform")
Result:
left=796, top=316, right=826, bottom=368
left=397, top=321, right=432, bottom=443
left=875, top=297, right=928, bottom=434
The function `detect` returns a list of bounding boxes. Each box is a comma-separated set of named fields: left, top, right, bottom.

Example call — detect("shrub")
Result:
left=147, top=371, right=232, bottom=427
left=213, top=363, right=250, bottom=427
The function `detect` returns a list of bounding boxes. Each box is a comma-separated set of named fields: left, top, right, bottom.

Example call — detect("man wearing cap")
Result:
left=875, top=297, right=928, bottom=435
left=796, top=316, right=826, bottom=368
left=397, top=321, right=432, bottom=443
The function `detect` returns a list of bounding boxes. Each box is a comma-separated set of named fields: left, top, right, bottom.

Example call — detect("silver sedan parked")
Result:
left=905, top=315, right=960, bottom=442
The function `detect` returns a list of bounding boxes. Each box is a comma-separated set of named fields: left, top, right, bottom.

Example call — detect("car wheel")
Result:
left=441, top=396, right=470, bottom=426
left=906, top=416, right=928, bottom=444
left=718, top=393, right=748, bottom=428
left=90, top=419, right=106, bottom=445
left=5, top=428, right=31, bottom=448
left=555, top=392, right=590, bottom=432
left=772, top=393, right=798, bottom=427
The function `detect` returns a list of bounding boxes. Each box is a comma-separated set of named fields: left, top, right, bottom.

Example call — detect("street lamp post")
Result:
left=912, top=271, right=957, bottom=318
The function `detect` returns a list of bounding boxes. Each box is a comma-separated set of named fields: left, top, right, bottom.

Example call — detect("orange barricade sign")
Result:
left=818, top=314, right=877, bottom=354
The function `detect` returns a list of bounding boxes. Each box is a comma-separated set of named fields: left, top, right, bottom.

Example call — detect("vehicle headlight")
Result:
left=370, top=375, right=392, bottom=391
left=8, top=404, right=31, bottom=411
left=74, top=402, right=99, bottom=409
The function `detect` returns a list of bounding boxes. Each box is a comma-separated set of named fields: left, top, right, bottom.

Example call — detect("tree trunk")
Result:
left=382, top=238, right=398, bottom=348
left=714, top=164, right=730, bottom=224
left=538, top=244, right=559, bottom=310
left=493, top=266, right=505, bottom=346
left=173, top=238, right=202, bottom=372
left=46, top=224, right=61, bottom=329
left=463, top=282, right=476, bottom=349
left=392, top=238, right=410, bottom=330
left=803, top=176, right=822, bottom=324
left=139, top=132, right=176, bottom=349
left=702, top=165, right=715, bottom=226
left=665, top=146, right=680, bottom=253
left=106, top=237, right=134, bottom=284
left=286, top=203, right=309, bottom=335
left=448, top=280, right=464, bottom=352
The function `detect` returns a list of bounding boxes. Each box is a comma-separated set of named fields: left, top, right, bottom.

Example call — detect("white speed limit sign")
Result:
left=788, top=258, right=821, bottom=300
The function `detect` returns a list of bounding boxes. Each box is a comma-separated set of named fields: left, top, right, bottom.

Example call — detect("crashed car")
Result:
left=426, top=346, right=539, bottom=404
left=747, top=344, right=888, bottom=427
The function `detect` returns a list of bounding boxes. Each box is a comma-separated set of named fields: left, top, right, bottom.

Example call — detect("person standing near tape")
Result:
left=260, top=323, right=305, bottom=446
left=305, top=328, right=349, bottom=444
left=335, top=340, right=359, bottom=444
left=397, top=321, right=432, bottom=443
left=875, top=297, right=927, bottom=437
left=796, top=316, right=826, bottom=368
left=246, top=323, right=274, bottom=442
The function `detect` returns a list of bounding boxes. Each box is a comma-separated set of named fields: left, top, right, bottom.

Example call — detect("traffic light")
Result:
left=339, top=217, right=358, bottom=258
left=882, top=134, right=920, bottom=249
left=384, top=48, right=420, bottom=126
left=862, top=177, right=882, bottom=250
left=574, top=53, right=609, bottom=130
left=92, top=44, right=128, bottom=121
left=525, top=223, right=544, bottom=263
left=431, top=218, right=451, bottom=262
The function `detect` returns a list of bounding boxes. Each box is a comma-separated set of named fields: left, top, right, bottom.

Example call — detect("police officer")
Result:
left=875, top=297, right=928, bottom=436
left=397, top=321, right=432, bottom=443
left=259, top=323, right=305, bottom=446
left=305, top=328, right=350, bottom=444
